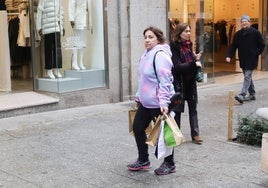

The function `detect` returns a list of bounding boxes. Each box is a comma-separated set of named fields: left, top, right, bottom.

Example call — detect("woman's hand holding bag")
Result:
left=195, top=60, right=203, bottom=82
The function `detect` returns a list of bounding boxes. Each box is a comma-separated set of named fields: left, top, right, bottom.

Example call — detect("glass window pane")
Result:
left=33, top=0, right=106, bottom=93
left=168, top=0, right=215, bottom=83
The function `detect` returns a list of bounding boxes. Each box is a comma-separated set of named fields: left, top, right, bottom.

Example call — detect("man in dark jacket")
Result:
left=226, top=15, right=265, bottom=104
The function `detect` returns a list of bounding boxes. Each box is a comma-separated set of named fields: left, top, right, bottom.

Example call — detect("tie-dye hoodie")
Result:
left=135, top=43, right=175, bottom=108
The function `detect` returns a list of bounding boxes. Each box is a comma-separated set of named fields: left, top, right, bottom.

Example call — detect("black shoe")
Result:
left=154, top=161, right=176, bottom=175
left=249, top=95, right=256, bottom=100
left=235, top=94, right=245, bottom=104
left=244, top=95, right=256, bottom=101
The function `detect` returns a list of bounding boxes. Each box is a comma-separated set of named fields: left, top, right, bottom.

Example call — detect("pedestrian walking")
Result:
left=170, top=23, right=203, bottom=145
left=226, top=15, right=265, bottom=104
left=127, top=26, right=176, bottom=175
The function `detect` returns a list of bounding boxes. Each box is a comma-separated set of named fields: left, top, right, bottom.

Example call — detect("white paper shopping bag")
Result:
left=155, top=120, right=173, bottom=160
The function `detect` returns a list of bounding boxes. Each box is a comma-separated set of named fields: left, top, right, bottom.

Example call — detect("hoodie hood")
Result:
left=149, top=43, right=172, bottom=57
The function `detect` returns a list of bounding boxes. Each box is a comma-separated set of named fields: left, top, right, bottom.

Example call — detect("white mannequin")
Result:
left=47, top=69, right=56, bottom=79
left=37, top=0, right=64, bottom=79
left=71, top=30, right=86, bottom=70
left=69, top=0, right=92, bottom=70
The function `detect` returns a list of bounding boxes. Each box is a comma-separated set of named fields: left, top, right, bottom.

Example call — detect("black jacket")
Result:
left=170, top=41, right=198, bottom=112
left=0, top=0, right=5, bottom=10
left=227, top=27, right=265, bottom=70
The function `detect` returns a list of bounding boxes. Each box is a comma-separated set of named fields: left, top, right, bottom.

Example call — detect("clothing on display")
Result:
left=5, top=0, right=26, bottom=11
left=69, top=0, right=92, bottom=70
left=71, top=30, right=87, bottom=70
left=7, top=0, right=31, bottom=76
left=0, top=0, right=6, bottom=10
left=17, top=1, right=30, bottom=47
left=37, top=0, right=64, bottom=78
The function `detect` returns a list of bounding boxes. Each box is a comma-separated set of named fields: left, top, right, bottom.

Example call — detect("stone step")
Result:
left=0, top=92, right=59, bottom=119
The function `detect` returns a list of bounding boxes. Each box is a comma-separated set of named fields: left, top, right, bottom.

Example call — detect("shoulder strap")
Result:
left=153, top=50, right=163, bottom=82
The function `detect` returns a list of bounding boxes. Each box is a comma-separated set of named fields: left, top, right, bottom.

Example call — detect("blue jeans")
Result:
left=241, top=69, right=255, bottom=96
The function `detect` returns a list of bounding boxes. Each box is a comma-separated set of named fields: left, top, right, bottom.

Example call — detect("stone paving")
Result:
left=0, top=76, right=267, bottom=187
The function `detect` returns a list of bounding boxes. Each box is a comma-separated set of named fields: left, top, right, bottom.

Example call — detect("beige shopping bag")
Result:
left=128, top=109, right=153, bottom=136
left=146, top=115, right=162, bottom=146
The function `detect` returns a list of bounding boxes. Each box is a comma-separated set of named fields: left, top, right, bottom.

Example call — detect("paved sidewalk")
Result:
left=0, top=75, right=267, bottom=187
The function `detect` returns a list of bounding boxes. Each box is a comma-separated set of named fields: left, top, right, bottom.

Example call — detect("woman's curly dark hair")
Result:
left=143, top=26, right=166, bottom=44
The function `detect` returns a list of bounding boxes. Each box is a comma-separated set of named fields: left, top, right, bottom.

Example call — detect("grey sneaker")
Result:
left=154, top=161, right=176, bottom=175
left=127, top=160, right=151, bottom=171
left=235, top=94, right=245, bottom=104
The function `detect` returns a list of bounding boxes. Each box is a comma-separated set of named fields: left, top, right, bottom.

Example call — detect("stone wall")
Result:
left=107, top=0, right=168, bottom=101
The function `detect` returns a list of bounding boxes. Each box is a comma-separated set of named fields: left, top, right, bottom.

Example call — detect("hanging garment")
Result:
left=8, top=16, right=31, bottom=63
left=17, top=9, right=30, bottom=47
left=0, top=0, right=6, bottom=10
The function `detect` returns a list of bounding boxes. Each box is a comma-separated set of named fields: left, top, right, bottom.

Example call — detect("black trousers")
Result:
left=174, top=98, right=200, bottom=138
left=44, top=32, right=62, bottom=69
left=174, top=87, right=199, bottom=138
left=133, top=104, right=174, bottom=165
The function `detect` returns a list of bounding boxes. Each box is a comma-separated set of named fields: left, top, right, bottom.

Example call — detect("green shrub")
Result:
left=236, top=116, right=268, bottom=147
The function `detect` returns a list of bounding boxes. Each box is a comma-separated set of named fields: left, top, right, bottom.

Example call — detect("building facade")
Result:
left=0, top=0, right=267, bottom=113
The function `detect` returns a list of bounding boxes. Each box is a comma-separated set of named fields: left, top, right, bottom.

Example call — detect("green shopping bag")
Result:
left=163, top=114, right=185, bottom=147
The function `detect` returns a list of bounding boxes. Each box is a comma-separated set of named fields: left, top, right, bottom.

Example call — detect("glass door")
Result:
left=168, top=0, right=215, bottom=83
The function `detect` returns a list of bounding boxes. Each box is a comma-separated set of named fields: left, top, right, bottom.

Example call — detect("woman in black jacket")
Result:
left=170, top=23, right=203, bottom=144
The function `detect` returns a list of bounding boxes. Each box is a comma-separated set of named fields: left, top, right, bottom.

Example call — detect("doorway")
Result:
left=6, top=0, right=33, bottom=93
left=213, top=0, right=260, bottom=73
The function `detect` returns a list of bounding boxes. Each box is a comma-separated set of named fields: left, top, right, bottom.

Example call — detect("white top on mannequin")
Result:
left=36, top=0, right=64, bottom=35
left=68, top=0, right=92, bottom=31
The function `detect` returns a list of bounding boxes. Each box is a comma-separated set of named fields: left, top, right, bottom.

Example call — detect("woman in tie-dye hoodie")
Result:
left=127, top=26, right=176, bottom=175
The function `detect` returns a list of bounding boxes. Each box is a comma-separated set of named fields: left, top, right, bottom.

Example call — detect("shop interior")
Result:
left=169, top=0, right=260, bottom=80
left=2, top=0, right=33, bottom=93
left=213, top=0, right=259, bottom=73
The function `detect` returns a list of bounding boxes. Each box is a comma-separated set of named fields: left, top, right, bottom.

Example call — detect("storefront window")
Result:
left=169, top=0, right=264, bottom=81
left=32, top=0, right=106, bottom=93
left=168, top=0, right=214, bottom=83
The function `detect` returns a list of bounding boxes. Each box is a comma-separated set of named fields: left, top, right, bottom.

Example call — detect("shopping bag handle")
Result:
left=163, top=113, right=169, bottom=120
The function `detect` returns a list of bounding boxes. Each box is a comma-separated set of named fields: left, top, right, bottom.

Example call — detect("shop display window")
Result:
left=32, top=0, right=106, bottom=93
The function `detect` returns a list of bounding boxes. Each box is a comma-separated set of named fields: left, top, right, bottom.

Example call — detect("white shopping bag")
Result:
left=155, top=119, right=173, bottom=160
